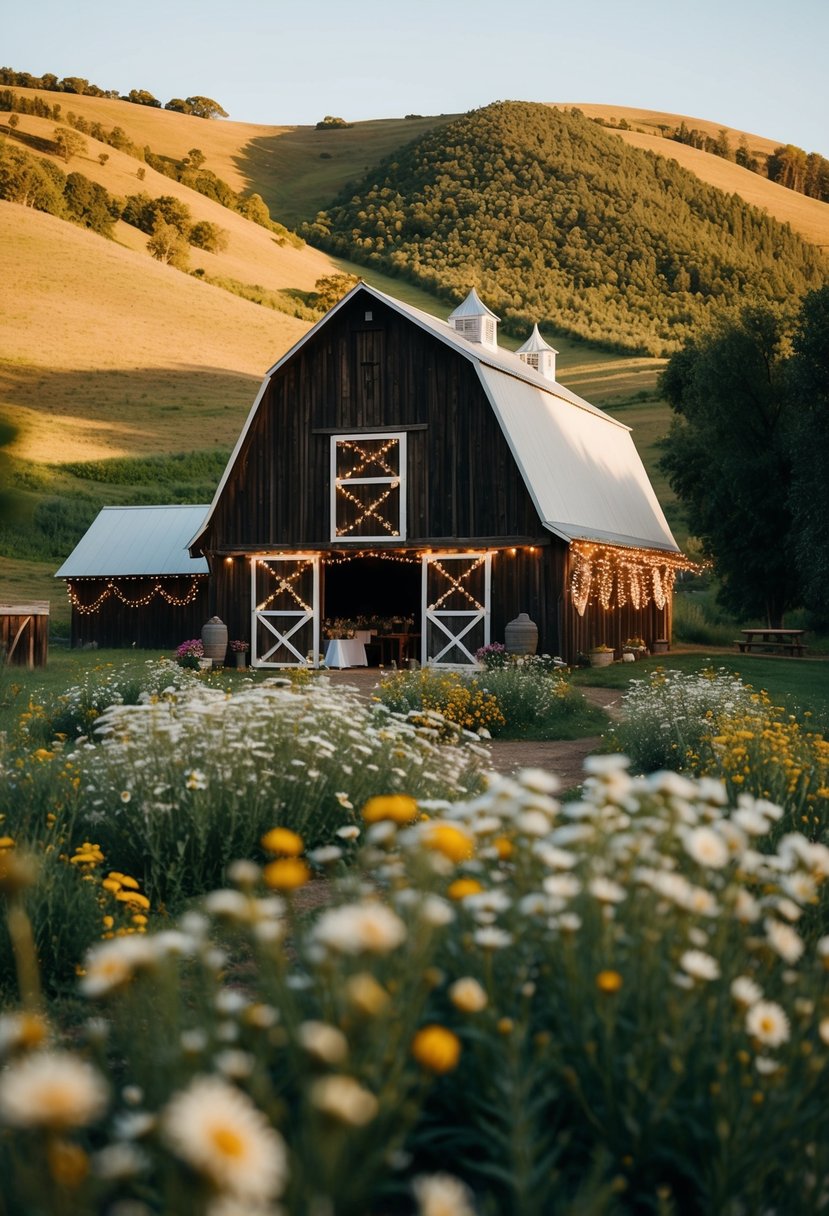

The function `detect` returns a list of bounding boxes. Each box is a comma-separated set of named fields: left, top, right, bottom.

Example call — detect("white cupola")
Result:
left=515, top=323, right=558, bottom=381
left=448, top=287, right=499, bottom=351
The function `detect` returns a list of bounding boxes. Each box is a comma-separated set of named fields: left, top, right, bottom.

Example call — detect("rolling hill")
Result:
left=305, top=102, right=826, bottom=356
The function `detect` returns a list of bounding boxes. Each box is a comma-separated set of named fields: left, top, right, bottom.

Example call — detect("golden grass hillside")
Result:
left=558, top=104, right=829, bottom=250
left=0, top=200, right=313, bottom=463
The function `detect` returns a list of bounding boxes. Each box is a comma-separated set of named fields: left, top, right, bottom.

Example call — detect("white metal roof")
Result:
left=56, top=505, right=210, bottom=578
left=189, top=282, right=679, bottom=555
left=476, top=366, right=677, bottom=551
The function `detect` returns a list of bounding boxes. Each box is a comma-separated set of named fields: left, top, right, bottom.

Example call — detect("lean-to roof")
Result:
left=56, top=505, right=210, bottom=579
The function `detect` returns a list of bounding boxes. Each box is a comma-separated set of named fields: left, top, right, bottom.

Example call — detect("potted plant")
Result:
left=175, top=639, right=204, bottom=670
left=589, top=643, right=614, bottom=668
left=622, top=636, right=647, bottom=660
left=230, top=640, right=249, bottom=668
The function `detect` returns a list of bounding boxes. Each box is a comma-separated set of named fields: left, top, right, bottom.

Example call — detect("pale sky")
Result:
left=6, top=0, right=829, bottom=156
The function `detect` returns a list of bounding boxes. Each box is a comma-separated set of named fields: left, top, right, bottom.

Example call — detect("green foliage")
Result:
left=312, top=272, right=359, bottom=311
left=60, top=448, right=229, bottom=490
left=787, top=287, right=829, bottom=617
left=189, top=271, right=322, bottom=320
left=63, top=171, right=118, bottom=235
left=378, top=662, right=605, bottom=740
left=315, top=115, right=353, bottom=129
left=304, top=102, right=825, bottom=356
left=189, top=219, right=229, bottom=252
left=0, top=143, right=65, bottom=214
left=52, top=125, right=87, bottom=163
left=660, top=306, right=798, bottom=625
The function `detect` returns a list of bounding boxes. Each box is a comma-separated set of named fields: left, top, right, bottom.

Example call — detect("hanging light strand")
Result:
left=569, top=541, right=697, bottom=617
left=66, top=577, right=205, bottom=615
left=427, top=557, right=486, bottom=612
left=337, top=438, right=399, bottom=480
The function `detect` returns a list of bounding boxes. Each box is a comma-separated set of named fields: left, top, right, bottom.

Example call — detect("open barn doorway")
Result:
left=323, top=555, right=420, bottom=666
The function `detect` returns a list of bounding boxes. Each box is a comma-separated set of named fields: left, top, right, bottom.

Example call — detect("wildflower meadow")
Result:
left=2, top=655, right=829, bottom=1214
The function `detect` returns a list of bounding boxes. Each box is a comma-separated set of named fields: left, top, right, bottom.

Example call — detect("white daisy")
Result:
left=297, top=1021, right=349, bottom=1066
left=746, top=1000, right=790, bottom=1048
left=310, top=1075, right=378, bottom=1126
left=679, top=949, right=720, bottom=982
left=0, top=1050, right=108, bottom=1129
left=764, top=919, right=804, bottom=965
left=162, top=1075, right=287, bottom=1200
left=312, top=902, right=406, bottom=955
left=413, top=1172, right=477, bottom=1216
left=684, top=826, right=729, bottom=869
left=731, top=976, right=763, bottom=1006
left=448, top=977, right=488, bottom=1014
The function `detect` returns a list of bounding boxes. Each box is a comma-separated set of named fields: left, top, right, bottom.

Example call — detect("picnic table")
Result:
left=736, top=628, right=806, bottom=656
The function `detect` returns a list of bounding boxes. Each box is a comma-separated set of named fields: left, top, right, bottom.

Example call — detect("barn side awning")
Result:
left=56, top=505, right=210, bottom=579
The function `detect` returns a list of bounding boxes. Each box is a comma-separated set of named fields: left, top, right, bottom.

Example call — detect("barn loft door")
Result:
left=251, top=555, right=320, bottom=668
left=422, top=552, right=491, bottom=668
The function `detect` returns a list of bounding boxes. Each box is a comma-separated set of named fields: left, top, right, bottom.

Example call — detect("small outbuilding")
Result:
left=56, top=505, right=210, bottom=649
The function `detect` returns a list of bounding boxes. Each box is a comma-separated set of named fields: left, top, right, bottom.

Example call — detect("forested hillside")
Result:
left=305, top=103, right=827, bottom=355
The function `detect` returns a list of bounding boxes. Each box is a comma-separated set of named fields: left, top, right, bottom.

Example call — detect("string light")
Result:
left=255, top=559, right=313, bottom=614
left=569, top=541, right=698, bottom=617
left=427, top=557, right=487, bottom=613
left=66, top=577, right=206, bottom=615
left=337, top=438, right=399, bottom=480
left=335, top=483, right=399, bottom=536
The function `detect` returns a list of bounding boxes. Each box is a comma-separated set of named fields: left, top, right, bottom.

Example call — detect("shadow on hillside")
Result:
left=0, top=365, right=263, bottom=459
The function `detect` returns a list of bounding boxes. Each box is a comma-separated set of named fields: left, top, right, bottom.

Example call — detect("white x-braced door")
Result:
left=422, top=552, right=491, bottom=667
left=251, top=555, right=320, bottom=668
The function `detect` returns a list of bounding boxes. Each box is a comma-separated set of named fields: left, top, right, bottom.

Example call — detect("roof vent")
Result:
left=516, top=324, right=558, bottom=381
left=448, top=287, right=500, bottom=351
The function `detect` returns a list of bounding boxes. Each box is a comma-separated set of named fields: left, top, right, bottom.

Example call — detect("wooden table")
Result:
left=377, top=632, right=420, bottom=667
left=737, top=628, right=806, bottom=656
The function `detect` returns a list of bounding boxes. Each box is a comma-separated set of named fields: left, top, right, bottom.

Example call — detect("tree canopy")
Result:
left=304, top=102, right=825, bottom=357
left=660, top=293, right=829, bottom=626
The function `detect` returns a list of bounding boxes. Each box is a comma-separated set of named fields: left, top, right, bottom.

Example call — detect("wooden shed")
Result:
left=56, top=505, right=210, bottom=649
left=186, top=283, right=688, bottom=667
left=1, top=602, right=49, bottom=668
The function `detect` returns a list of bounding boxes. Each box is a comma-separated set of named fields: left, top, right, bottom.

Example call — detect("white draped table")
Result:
left=323, top=636, right=369, bottom=668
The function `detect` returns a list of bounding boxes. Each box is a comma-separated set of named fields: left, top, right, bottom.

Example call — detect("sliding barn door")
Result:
left=251, top=555, right=320, bottom=668
left=422, top=552, right=491, bottom=668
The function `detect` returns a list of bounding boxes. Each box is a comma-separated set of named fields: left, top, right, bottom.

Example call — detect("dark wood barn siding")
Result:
left=67, top=579, right=210, bottom=650
left=203, top=293, right=546, bottom=552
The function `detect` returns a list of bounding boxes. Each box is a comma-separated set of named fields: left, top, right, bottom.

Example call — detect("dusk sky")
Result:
left=7, top=0, right=829, bottom=156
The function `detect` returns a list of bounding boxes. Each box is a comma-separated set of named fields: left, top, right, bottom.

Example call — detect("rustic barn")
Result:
left=56, top=505, right=210, bottom=649
left=185, top=283, right=687, bottom=667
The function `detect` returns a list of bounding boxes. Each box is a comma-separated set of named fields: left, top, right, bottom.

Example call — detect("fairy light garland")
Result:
left=255, top=559, right=313, bottom=614
left=335, top=483, right=400, bottom=536
left=427, top=556, right=487, bottom=612
left=569, top=541, right=698, bottom=617
left=66, top=577, right=206, bottom=615
left=337, top=438, right=398, bottom=480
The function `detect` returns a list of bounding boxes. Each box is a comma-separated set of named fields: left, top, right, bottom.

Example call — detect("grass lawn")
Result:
left=572, top=649, right=829, bottom=729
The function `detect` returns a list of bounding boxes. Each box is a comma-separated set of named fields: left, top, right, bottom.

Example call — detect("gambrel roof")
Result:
left=189, top=283, right=678, bottom=555
left=57, top=505, right=209, bottom=578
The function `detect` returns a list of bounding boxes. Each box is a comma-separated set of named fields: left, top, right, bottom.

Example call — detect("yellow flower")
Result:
left=422, top=823, right=474, bottom=864
left=447, top=877, right=484, bottom=900
left=361, top=794, right=418, bottom=825
left=115, top=891, right=150, bottom=910
left=493, top=836, right=514, bottom=860
left=263, top=858, right=310, bottom=891
left=596, top=970, right=624, bottom=994
left=261, top=828, right=304, bottom=856
left=47, top=1139, right=89, bottom=1188
left=0, top=836, right=14, bottom=849
left=411, top=1025, right=461, bottom=1074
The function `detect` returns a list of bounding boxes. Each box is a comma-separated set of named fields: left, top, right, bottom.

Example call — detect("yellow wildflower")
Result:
left=263, top=858, right=310, bottom=891
left=596, top=970, right=624, bottom=994
left=411, top=1024, right=461, bottom=1074
left=361, top=794, right=418, bottom=825
left=261, top=828, right=304, bottom=856
left=423, top=823, right=474, bottom=864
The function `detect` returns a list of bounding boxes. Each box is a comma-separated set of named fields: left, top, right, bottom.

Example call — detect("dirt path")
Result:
left=325, top=671, right=621, bottom=787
